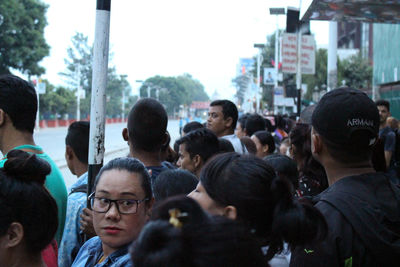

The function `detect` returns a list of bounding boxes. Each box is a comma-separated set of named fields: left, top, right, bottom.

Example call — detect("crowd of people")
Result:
left=0, top=74, right=399, bottom=267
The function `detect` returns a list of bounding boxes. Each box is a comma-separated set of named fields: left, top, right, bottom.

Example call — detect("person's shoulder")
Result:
left=81, top=236, right=101, bottom=251
left=0, top=158, right=5, bottom=168
left=113, top=254, right=133, bottom=267
left=71, top=237, right=102, bottom=266
left=387, top=128, right=396, bottom=137
left=67, top=191, right=87, bottom=206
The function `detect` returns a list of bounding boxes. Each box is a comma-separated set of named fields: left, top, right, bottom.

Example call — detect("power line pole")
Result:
left=327, top=21, right=338, bottom=92
left=87, top=0, right=111, bottom=203
left=76, top=65, right=81, bottom=121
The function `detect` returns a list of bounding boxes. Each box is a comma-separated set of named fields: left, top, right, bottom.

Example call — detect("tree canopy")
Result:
left=0, top=0, right=50, bottom=76
left=140, top=74, right=209, bottom=115
left=59, top=32, right=131, bottom=119
left=303, top=50, right=372, bottom=100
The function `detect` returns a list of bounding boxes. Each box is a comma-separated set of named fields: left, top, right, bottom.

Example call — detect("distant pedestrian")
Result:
left=235, top=113, right=249, bottom=138
left=182, top=121, right=204, bottom=136
left=176, top=128, right=219, bottom=177
left=289, top=123, right=328, bottom=197
left=244, top=113, right=266, bottom=137
left=152, top=169, right=198, bottom=202
left=59, top=121, right=91, bottom=267
left=251, top=130, right=275, bottom=158
left=122, top=98, right=170, bottom=182
left=206, top=100, right=247, bottom=154
left=376, top=100, right=398, bottom=183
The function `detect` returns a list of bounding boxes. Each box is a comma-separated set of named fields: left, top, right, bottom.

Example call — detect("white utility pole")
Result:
left=88, top=0, right=111, bottom=200
left=254, top=44, right=265, bottom=114
left=76, top=65, right=81, bottom=121
left=327, top=21, right=338, bottom=91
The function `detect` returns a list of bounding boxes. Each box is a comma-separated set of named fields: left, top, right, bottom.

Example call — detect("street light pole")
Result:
left=269, top=7, right=285, bottom=114
left=76, top=65, right=81, bottom=121
left=120, top=74, right=127, bottom=121
left=254, top=43, right=265, bottom=114
left=88, top=0, right=111, bottom=204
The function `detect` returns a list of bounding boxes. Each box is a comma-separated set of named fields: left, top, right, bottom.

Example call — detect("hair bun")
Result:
left=132, top=221, right=185, bottom=267
left=3, top=150, right=51, bottom=185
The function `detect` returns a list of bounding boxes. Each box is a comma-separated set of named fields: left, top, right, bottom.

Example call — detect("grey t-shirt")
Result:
left=221, top=134, right=247, bottom=154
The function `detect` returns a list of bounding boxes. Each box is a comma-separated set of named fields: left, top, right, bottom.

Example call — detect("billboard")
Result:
left=264, top=68, right=277, bottom=85
left=237, top=58, right=255, bottom=76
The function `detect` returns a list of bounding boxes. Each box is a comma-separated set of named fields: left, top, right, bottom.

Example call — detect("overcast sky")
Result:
left=40, top=0, right=329, bottom=99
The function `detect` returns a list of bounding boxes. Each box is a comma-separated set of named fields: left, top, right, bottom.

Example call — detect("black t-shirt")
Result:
left=290, top=172, right=400, bottom=267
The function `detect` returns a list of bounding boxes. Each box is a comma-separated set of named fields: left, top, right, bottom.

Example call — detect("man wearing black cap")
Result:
left=290, top=88, right=400, bottom=267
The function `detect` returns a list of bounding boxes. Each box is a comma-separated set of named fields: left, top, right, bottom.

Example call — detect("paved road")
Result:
left=29, top=119, right=181, bottom=188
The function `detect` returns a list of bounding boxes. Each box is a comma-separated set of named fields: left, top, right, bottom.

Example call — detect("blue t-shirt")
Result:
left=71, top=236, right=132, bottom=267
left=59, top=173, right=88, bottom=267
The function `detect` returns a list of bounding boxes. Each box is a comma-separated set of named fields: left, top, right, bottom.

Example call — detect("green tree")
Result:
left=303, top=50, right=372, bottom=101
left=39, top=80, right=75, bottom=119
left=61, top=33, right=132, bottom=118
left=303, top=48, right=328, bottom=100
left=0, top=0, right=50, bottom=76
left=338, top=53, right=372, bottom=89
left=140, top=74, right=209, bottom=115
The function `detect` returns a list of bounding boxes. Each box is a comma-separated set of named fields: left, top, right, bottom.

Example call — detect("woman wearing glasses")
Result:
left=72, top=157, right=153, bottom=267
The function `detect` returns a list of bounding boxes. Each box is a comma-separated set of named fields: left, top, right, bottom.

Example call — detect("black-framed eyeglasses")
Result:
left=88, top=192, right=148, bottom=215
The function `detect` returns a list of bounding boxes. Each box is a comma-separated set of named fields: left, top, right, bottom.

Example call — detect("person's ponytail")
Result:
left=4, top=149, right=50, bottom=185
left=132, top=221, right=185, bottom=267
left=266, top=177, right=327, bottom=260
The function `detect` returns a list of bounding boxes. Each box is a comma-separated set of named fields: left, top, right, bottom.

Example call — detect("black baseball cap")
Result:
left=312, top=87, right=379, bottom=147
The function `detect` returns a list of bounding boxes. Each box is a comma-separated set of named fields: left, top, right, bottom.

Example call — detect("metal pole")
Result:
left=36, top=85, right=40, bottom=131
left=256, top=50, right=261, bottom=113
left=88, top=0, right=111, bottom=204
left=122, top=89, right=125, bottom=121
left=120, top=74, right=127, bottom=121
left=274, top=16, right=279, bottom=89
left=76, top=65, right=81, bottom=121
left=296, top=22, right=302, bottom=117
left=327, top=21, right=338, bottom=91
left=274, top=16, right=279, bottom=113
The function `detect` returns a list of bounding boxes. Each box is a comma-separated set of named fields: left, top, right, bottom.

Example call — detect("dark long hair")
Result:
left=132, top=196, right=266, bottom=266
left=289, top=123, right=328, bottom=191
left=0, top=150, right=58, bottom=254
left=199, top=152, right=327, bottom=260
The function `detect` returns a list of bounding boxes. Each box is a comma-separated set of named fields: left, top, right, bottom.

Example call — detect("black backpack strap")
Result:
left=69, top=184, right=88, bottom=195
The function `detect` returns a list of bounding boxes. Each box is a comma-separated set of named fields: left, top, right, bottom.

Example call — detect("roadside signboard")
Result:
left=282, top=33, right=298, bottom=73
left=282, top=33, right=316, bottom=74
left=36, top=82, right=46, bottom=94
